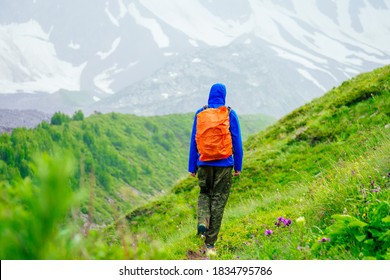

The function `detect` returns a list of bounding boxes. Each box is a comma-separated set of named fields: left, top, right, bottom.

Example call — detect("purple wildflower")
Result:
left=275, top=216, right=292, bottom=227
left=265, top=229, right=273, bottom=236
left=318, top=237, right=331, bottom=243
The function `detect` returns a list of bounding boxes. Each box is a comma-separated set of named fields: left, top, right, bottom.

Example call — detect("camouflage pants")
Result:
left=197, top=166, right=233, bottom=245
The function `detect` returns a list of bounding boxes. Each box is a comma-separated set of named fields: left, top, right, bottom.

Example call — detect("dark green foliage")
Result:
left=318, top=176, right=390, bottom=259
left=83, top=131, right=94, bottom=147
left=0, top=152, right=75, bottom=259
left=72, top=110, right=84, bottom=121
left=50, top=112, right=71, bottom=125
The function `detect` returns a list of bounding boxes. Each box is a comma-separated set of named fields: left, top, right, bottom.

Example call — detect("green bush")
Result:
left=0, top=152, right=76, bottom=259
left=72, top=110, right=84, bottom=121
left=51, top=112, right=71, bottom=125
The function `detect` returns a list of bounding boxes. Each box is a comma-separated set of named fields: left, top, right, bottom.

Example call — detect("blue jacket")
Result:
left=188, top=83, right=243, bottom=173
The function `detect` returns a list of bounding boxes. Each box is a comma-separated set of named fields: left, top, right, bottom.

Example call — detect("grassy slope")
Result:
left=121, top=65, right=390, bottom=260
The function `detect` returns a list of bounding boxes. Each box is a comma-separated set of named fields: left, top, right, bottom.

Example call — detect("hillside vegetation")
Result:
left=1, top=65, right=389, bottom=260
left=0, top=109, right=273, bottom=259
left=119, top=65, right=390, bottom=260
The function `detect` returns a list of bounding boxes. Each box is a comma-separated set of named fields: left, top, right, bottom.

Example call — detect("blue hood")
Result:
left=208, top=83, right=226, bottom=107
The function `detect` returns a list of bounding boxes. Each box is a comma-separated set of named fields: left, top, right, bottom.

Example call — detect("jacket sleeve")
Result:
left=188, top=112, right=199, bottom=173
left=229, top=110, right=243, bottom=172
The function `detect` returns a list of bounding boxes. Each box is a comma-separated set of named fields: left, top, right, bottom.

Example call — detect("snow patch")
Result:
left=68, top=40, right=80, bottom=50
left=250, top=0, right=390, bottom=66
left=96, top=37, right=121, bottom=60
left=271, top=46, right=323, bottom=68
left=271, top=46, right=338, bottom=82
left=127, top=60, right=139, bottom=68
left=192, top=58, right=201, bottom=63
left=105, top=0, right=129, bottom=27
left=297, top=68, right=327, bottom=92
left=93, top=64, right=123, bottom=94
left=128, top=2, right=170, bottom=48
left=118, top=0, right=128, bottom=18
left=169, top=72, right=178, bottom=78
left=343, top=67, right=361, bottom=79
left=188, top=39, right=199, bottom=47
left=139, top=0, right=253, bottom=46
left=105, top=4, right=120, bottom=27
left=0, top=20, right=86, bottom=94
left=248, top=81, right=259, bottom=87
left=345, top=68, right=360, bottom=75
left=163, top=52, right=178, bottom=56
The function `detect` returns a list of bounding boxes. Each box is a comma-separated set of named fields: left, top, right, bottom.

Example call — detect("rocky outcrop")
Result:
left=0, top=109, right=52, bottom=134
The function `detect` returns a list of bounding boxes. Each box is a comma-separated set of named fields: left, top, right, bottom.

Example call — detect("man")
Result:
left=188, top=83, right=243, bottom=256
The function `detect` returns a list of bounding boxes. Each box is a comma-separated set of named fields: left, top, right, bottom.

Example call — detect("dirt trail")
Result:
left=186, top=246, right=208, bottom=260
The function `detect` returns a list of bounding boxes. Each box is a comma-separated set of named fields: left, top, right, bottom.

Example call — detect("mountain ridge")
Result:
left=1, top=0, right=389, bottom=117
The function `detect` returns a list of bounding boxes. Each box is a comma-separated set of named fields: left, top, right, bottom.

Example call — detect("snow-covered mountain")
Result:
left=0, top=0, right=389, bottom=117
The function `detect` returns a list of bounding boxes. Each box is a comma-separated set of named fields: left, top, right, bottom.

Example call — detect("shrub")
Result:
left=72, top=110, right=84, bottom=121
left=51, top=112, right=71, bottom=125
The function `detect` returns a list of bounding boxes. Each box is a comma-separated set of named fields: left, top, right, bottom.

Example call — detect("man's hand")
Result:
left=234, top=170, right=241, bottom=176
left=190, top=172, right=196, bottom=177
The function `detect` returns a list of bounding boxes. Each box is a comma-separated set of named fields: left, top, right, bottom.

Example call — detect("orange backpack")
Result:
left=196, top=105, right=233, bottom=161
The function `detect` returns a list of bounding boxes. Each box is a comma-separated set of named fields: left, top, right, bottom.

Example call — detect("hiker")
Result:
left=188, top=83, right=243, bottom=255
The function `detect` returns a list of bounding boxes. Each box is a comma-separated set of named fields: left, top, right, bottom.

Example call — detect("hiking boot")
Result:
left=197, top=224, right=206, bottom=239
left=205, top=243, right=216, bottom=257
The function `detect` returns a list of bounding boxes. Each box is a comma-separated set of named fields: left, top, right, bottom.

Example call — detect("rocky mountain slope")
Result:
left=0, top=0, right=389, bottom=117
left=0, top=109, right=51, bottom=134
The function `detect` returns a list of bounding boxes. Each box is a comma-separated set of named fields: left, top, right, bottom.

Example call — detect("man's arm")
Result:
left=229, top=110, right=243, bottom=175
left=188, top=113, right=199, bottom=175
